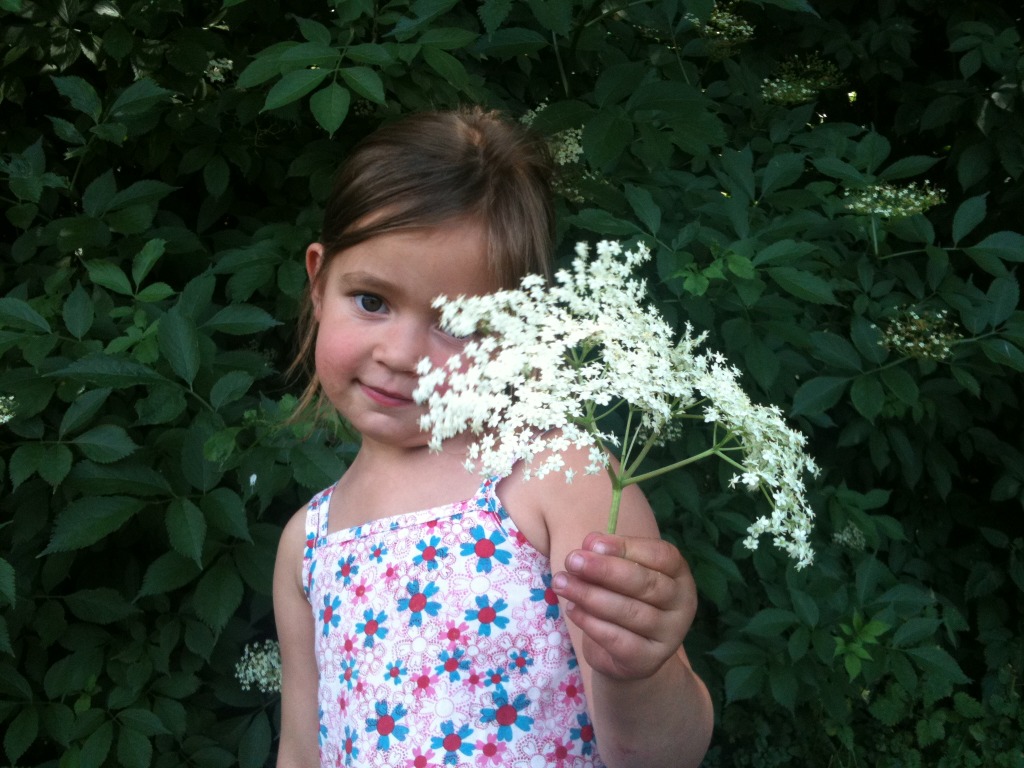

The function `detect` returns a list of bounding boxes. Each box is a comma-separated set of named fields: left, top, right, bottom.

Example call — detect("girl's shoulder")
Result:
left=497, top=443, right=625, bottom=556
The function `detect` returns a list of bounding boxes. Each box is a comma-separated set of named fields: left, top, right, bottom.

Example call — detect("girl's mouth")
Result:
left=360, top=382, right=414, bottom=407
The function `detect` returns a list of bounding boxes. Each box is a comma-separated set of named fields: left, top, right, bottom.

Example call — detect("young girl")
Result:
left=274, top=107, right=714, bottom=768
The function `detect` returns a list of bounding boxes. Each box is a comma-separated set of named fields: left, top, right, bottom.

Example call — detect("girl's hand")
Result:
left=550, top=531, right=697, bottom=681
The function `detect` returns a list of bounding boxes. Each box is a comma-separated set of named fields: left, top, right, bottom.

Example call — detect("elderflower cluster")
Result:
left=0, top=395, right=14, bottom=425
left=762, top=54, right=843, bottom=105
left=414, top=241, right=818, bottom=567
left=833, top=522, right=867, bottom=551
left=204, top=57, right=234, bottom=84
left=235, top=639, right=282, bottom=694
left=689, top=4, right=755, bottom=59
left=844, top=182, right=945, bottom=218
left=879, top=308, right=962, bottom=361
left=520, top=104, right=593, bottom=202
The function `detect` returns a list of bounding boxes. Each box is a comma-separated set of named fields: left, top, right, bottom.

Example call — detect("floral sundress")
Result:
left=302, top=477, right=604, bottom=767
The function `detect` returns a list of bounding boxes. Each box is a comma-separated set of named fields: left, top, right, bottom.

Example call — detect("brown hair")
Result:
left=291, top=106, right=555, bottom=416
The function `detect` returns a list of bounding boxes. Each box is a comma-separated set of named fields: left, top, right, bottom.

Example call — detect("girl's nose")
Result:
left=373, top=318, right=426, bottom=372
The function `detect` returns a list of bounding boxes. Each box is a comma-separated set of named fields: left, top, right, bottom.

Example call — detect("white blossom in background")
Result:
left=414, top=241, right=819, bottom=568
left=235, top=639, right=282, bottom=694
left=844, top=182, right=945, bottom=219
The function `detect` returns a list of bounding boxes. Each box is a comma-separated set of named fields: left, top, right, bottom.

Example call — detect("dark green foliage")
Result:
left=1, top=0, right=1022, bottom=765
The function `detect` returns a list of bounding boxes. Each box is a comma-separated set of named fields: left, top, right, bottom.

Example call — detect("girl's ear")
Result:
left=306, top=243, right=326, bottom=318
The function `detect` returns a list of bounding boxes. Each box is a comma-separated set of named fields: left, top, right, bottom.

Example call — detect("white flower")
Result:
left=235, top=639, right=281, bottom=693
left=414, top=241, right=818, bottom=567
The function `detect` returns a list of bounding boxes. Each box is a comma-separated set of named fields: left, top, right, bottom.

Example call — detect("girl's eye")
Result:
left=355, top=294, right=385, bottom=313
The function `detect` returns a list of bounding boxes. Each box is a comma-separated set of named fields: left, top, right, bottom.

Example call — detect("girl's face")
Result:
left=306, top=219, right=495, bottom=451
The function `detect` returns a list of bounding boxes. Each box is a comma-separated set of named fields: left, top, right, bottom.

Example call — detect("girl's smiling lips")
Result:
left=359, top=382, right=415, bottom=407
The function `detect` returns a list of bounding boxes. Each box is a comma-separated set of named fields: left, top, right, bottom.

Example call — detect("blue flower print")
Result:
left=431, top=720, right=475, bottom=765
left=355, top=608, right=388, bottom=648
left=476, top=490, right=498, bottom=514
left=508, top=649, right=533, bottom=674
left=484, top=666, right=509, bottom=689
left=318, top=707, right=327, bottom=746
left=320, top=594, right=341, bottom=636
left=570, top=712, right=597, bottom=756
left=365, top=700, right=409, bottom=750
left=481, top=689, right=534, bottom=741
left=413, top=535, right=448, bottom=570
left=530, top=572, right=561, bottom=620
left=397, top=579, right=442, bottom=627
left=368, top=541, right=388, bottom=562
left=435, top=647, right=470, bottom=681
left=460, top=525, right=512, bottom=573
left=339, top=658, right=359, bottom=690
left=304, top=530, right=317, bottom=559
left=384, top=659, right=407, bottom=686
left=465, top=595, right=509, bottom=636
left=335, top=554, right=359, bottom=585
left=341, top=725, right=359, bottom=766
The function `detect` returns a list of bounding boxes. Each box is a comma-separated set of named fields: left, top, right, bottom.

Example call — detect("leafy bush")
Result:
left=1, top=0, right=1021, bottom=765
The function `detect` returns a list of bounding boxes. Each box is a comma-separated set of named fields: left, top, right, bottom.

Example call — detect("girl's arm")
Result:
left=273, top=510, right=320, bottom=768
left=536, top=460, right=714, bottom=768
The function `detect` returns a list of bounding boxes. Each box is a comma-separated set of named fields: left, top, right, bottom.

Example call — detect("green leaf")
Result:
left=340, top=67, right=386, bottom=104
left=52, top=75, right=102, bottom=121
left=203, top=156, right=230, bottom=198
left=158, top=308, right=201, bottom=385
left=210, top=371, right=254, bottom=410
left=43, top=496, right=143, bottom=554
left=137, top=551, right=201, bottom=598
left=904, top=646, right=970, bottom=684
left=192, top=559, right=243, bottom=631
left=767, top=266, right=838, bottom=304
left=791, top=376, right=849, bottom=416
left=850, top=375, right=884, bottom=422
left=891, top=618, right=942, bottom=648
left=109, top=78, right=173, bottom=118
left=743, top=607, right=798, bottom=637
left=38, top=445, right=73, bottom=487
left=850, top=316, right=887, bottom=363
left=65, top=588, right=137, bottom=624
left=810, top=331, right=862, bottom=371
left=203, top=488, right=252, bottom=541
left=419, top=27, right=479, bottom=48
left=478, top=0, right=512, bottom=35
left=760, top=153, right=805, bottom=197
left=73, top=424, right=138, bottom=463
left=117, top=709, right=170, bottom=737
left=82, top=170, right=117, bottom=217
left=202, top=304, right=282, bottom=334
left=80, top=721, right=113, bottom=768
left=310, top=83, right=350, bottom=135
left=624, top=185, right=661, bottom=236
left=295, top=16, right=331, bottom=45
left=583, top=107, right=633, bottom=170
left=86, top=261, right=134, bottom=295
left=0, top=558, right=14, bottom=605
left=263, top=69, right=329, bottom=111
left=167, top=498, right=207, bottom=566
left=752, top=240, right=817, bottom=266
left=986, top=276, right=1019, bottom=327
left=238, top=712, right=272, bottom=768
left=952, top=194, right=987, bottom=245
left=422, top=47, right=468, bottom=89
left=116, top=726, right=152, bottom=768
left=980, top=338, right=1024, bottom=371
left=62, top=283, right=95, bottom=339
left=725, top=665, right=765, bottom=703
left=474, top=27, right=547, bottom=57
left=879, top=366, right=919, bottom=405
left=878, top=155, right=940, bottom=180
left=0, top=297, right=51, bottom=333
left=4, top=706, right=37, bottom=764
left=965, top=231, right=1024, bottom=263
